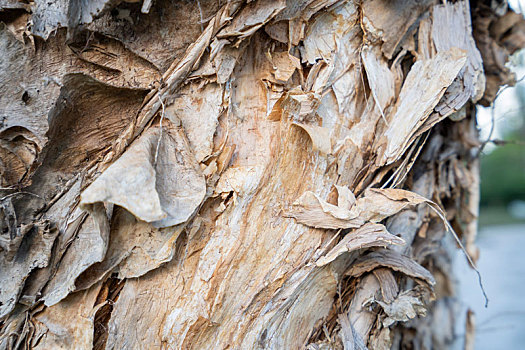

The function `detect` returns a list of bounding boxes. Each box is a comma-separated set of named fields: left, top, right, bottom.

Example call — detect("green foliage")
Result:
left=480, top=80, right=525, bottom=207
left=480, top=141, right=525, bottom=206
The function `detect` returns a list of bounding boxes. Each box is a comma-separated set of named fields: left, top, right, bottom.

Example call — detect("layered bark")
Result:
left=0, top=0, right=523, bottom=349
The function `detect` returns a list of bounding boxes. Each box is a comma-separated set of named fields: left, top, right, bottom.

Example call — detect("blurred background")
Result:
left=455, top=1, right=525, bottom=348
left=477, top=52, right=525, bottom=227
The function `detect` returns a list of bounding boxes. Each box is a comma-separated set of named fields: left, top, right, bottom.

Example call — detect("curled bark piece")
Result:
left=377, top=289, right=427, bottom=327
left=355, top=188, right=428, bottom=223
left=80, top=122, right=206, bottom=228
left=375, top=288, right=427, bottom=327
left=432, top=1, right=485, bottom=114
left=361, top=45, right=395, bottom=114
left=376, top=48, right=467, bottom=165
left=316, top=223, right=405, bottom=266
left=75, top=207, right=184, bottom=289
left=285, top=190, right=362, bottom=230
left=42, top=203, right=109, bottom=306
left=345, top=249, right=436, bottom=286
left=217, top=0, right=286, bottom=39
left=0, top=221, right=58, bottom=317
left=286, top=187, right=431, bottom=230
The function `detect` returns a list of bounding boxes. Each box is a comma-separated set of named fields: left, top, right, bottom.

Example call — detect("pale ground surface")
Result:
left=455, top=224, right=525, bottom=350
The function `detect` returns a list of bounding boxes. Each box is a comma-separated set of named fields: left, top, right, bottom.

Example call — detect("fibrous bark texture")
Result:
left=0, top=0, right=523, bottom=349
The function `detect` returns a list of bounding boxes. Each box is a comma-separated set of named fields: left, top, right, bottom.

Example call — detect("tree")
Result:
left=0, top=0, right=523, bottom=349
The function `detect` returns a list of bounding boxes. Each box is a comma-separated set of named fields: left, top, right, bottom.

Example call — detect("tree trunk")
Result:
left=0, top=0, right=523, bottom=349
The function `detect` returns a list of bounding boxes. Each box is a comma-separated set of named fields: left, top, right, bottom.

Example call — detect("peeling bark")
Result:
left=0, top=0, right=523, bottom=349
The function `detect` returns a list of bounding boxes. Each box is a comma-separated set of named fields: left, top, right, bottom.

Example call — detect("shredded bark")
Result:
left=0, top=0, right=523, bottom=349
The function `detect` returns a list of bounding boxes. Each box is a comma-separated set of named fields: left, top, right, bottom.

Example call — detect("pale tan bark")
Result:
left=0, top=1, right=523, bottom=349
